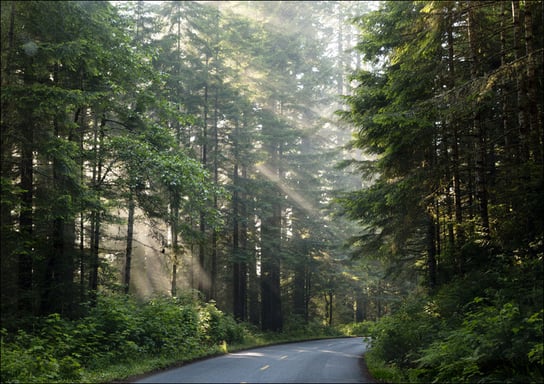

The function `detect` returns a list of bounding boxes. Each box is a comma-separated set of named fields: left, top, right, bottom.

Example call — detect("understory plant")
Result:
left=0, top=293, right=245, bottom=383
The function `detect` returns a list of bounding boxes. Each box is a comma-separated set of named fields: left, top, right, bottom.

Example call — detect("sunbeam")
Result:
left=255, top=163, right=316, bottom=216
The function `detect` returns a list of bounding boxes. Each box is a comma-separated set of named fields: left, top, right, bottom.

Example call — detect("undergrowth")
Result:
left=0, top=293, right=348, bottom=383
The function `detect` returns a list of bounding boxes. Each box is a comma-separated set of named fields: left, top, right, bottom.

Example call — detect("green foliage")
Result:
left=368, top=294, right=440, bottom=368
left=282, top=316, right=343, bottom=338
left=0, top=294, right=245, bottom=383
left=337, top=321, right=374, bottom=337
left=364, top=291, right=544, bottom=384
left=416, top=302, right=543, bottom=383
left=198, top=301, right=245, bottom=345
left=0, top=292, right=343, bottom=383
left=342, top=1, right=544, bottom=383
left=364, top=348, right=407, bottom=384
left=0, top=324, right=83, bottom=383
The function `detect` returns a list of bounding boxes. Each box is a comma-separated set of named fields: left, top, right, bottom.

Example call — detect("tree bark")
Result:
left=260, top=199, right=282, bottom=331
left=88, top=114, right=105, bottom=305
left=123, top=189, right=135, bottom=294
left=467, top=2, right=490, bottom=239
left=260, top=143, right=283, bottom=331
left=170, top=191, right=180, bottom=297
left=232, top=160, right=246, bottom=320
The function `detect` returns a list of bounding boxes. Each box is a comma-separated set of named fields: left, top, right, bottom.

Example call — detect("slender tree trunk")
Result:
left=260, top=145, right=283, bottom=331
left=426, top=213, right=437, bottom=289
left=88, top=115, right=105, bottom=305
left=512, top=1, right=530, bottom=162
left=355, top=293, right=365, bottom=322
left=171, top=253, right=178, bottom=297
left=467, top=2, right=490, bottom=239
left=305, top=260, right=312, bottom=324
left=77, top=108, right=85, bottom=304
left=18, top=71, right=34, bottom=315
left=232, top=160, right=244, bottom=320
left=293, top=259, right=307, bottom=321
left=170, top=191, right=180, bottom=297
left=123, top=189, right=135, bottom=294
left=248, top=242, right=260, bottom=326
left=198, top=58, right=209, bottom=298
left=210, top=69, right=219, bottom=300
left=500, top=2, right=514, bottom=158
left=324, top=288, right=333, bottom=326
left=18, top=134, right=34, bottom=313
left=260, top=98, right=283, bottom=331
left=0, top=2, right=17, bottom=319
left=246, top=165, right=260, bottom=327
left=446, top=4, right=464, bottom=251
left=238, top=176, right=248, bottom=322
left=523, top=1, right=542, bottom=165
left=293, top=234, right=307, bottom=321
left=376, top=282, right=382, bottom=319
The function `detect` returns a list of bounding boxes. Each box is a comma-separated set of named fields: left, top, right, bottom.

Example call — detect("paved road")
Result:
left=134, top=337, right=374, bottom=383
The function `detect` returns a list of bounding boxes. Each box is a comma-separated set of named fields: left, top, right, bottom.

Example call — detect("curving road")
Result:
left=134, top=337, right=374, bottom=383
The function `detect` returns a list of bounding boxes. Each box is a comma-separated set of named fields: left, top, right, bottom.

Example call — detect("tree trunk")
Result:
left=324, top=288, right=333, bottom=326
left=246, top=166, right=260, bottom=327
left=170, top=191, right=180, bottom=297
left=426, top=213, right=437, bottom=289
left=446, top=3, right=464, bottom=245
left=210, top=71, right=219, bottom=300
left=123, top=189, right=135, bottom=294
left=18, top=124, right=34, bottom=315
left=293, top=236, right=308, bottom=321
left=41, top=114, right=77, bottom=317
left=467, top=2, right=490, bottom=240
left=523, top=1, right=542, bottom=165
left=260, top=145, right=283, bottom=331
left=260, top=199, right=282, bottom=331
left=88, top=115, right=105, bottom=305
left=198, top=56, right=209, bottom=298
left=232, top=160, right=246, bottom=320
left=355, top=293, right=365, bottom=322
left=512, top=1, right=530, bottom=162
left=293, top=260, right=307, bottom=320
left=18, top=60, right=35, bottom=315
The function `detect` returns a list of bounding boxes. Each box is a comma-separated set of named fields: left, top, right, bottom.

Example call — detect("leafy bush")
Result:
left=416, top=301, right=544, bottom=383
left=337, top=321, right=374, bottom=336
left=198, top=301, right=245, bottom=345
left=369, top=294, right=440, bottom=369
left=0, top=293, right=245, bottom=383
left=1, top=326, right=83, bottom=383
left=137, top=296, right=200, bottom=356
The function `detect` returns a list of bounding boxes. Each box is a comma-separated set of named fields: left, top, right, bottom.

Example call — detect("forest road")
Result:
left=133, top=337, right=375, bottom=383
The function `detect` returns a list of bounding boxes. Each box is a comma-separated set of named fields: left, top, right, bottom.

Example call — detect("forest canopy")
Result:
left=0, top=1, right=543, bottom=383
left=1, top=0, right=371, bottom=331
left=338, top=0, right=543, bottom=382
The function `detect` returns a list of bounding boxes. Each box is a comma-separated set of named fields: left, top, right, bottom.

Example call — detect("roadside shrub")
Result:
left=416, top=301, right=544, bottom=383
left=338, top=321, right=374, bottom=336
left=79, top=294, right=142, bottom=365
left=137, top=296, right=200, bottom=355
left=0, top=327, right=82, bottom=383
left=369, top=294, right=440, bottom=369
left=198, top=301, right=244, bottom=345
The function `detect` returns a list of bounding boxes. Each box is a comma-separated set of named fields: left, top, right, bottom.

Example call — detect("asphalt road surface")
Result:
left=134, top=337, right=374, bottom=383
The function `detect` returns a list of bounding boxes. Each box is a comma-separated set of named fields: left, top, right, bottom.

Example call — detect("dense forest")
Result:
left=340, top=0, right=543, bottom=382
left=1, top=1, right=543, bottom=383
